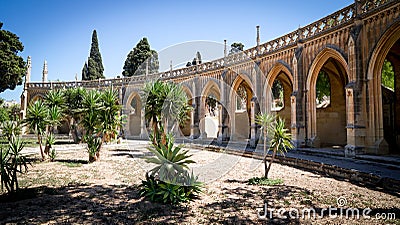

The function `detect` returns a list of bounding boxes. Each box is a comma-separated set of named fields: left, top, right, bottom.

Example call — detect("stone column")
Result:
left=217, top=73, right=228, bottom=143
left=139, top=107, right=147, bottom=139
left=249, top=97, right=257, bottom=147
left=199, top=96, right=207, bottom=139
left=42, top=60, right=48, bottom=82
left=190, top=104, right=196, bottom=139
left=21, top=56, right=31, bottom=134
left=394, top=61, right=400, bottom=149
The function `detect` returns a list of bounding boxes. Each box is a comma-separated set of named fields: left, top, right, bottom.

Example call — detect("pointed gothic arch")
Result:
left=306, top=47, right=350, bottom=147
left=367, top=21, right=400, bottom=153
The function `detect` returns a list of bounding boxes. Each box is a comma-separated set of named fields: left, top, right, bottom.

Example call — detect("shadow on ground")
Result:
left=0, top=184, right=193, bottom=224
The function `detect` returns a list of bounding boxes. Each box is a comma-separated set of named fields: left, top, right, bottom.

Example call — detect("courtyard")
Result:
left=0, top=140, right=399, bottom=224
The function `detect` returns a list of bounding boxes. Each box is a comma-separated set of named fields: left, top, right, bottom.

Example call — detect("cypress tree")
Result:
left=82, top=62, right=88, bottom=80
left=82, top=30, right=105, bottom=80
left=122, top=37, right=159, bottom=77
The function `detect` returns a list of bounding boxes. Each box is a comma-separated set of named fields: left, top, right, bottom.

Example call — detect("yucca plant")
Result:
left=98, top=88, right=121, bottom=143
left=1, top=120, right=22, bottom=142
left=44, top=133, right=56, bottom=156
left=140, top=129, right=202, bottom=205
left=24, top=100, right=49, bottom=160
left=0, top=137, right=30, bottom=193
left=141, top=80, right=190, bottom=145
left=255, top=113, right=276, bottom=178
left=265, top=117, right=294, bottom=179
left=64, top=87, right=86, bottom=143
left=0, top=146, right=10, bottom=192
left=146, top=132, right=195, bottom=183
left=44, top=89, right=65, bottom=109
left=84, top=135, right=102, bottom=162
left=47, top=106, right=63, bottom=134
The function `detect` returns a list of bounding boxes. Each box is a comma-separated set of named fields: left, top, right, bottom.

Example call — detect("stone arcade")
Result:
left=21, top=0, right=400, bottom=155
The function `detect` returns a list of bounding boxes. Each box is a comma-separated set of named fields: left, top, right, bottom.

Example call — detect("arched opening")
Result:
left=265, top=63, right=293, bottom=130
left=269, top=72, right=293, bottom=129
left=127, top=93, right=142, bottom=136
left=315, top=59, right=347, bottom=148
left=231, top=75, right=254, bottom=141
left=381, top=41, right=400, bottom=153
left=179, top=87, right=193, bottom=137
left=368, top=22, right=400, bottom=154
left=307, top=48, right=349, bottom=148
left=200, top=81, right=221, bottom=139
left=30, top=95, right=44, bottom=103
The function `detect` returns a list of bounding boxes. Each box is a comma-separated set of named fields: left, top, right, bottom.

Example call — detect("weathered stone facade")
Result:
left=21, top=0, right=400, bottom=154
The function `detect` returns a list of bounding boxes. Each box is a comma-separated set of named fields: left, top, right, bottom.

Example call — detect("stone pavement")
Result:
left=22, top=139, right=400, bottom=183
left=179, top=139, right=400, bottom=181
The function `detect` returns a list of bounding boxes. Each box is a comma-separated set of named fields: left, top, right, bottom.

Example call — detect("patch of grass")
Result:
left=247, top=177, right=283, bottom=186
left=59, top=162, right=82, bottom=168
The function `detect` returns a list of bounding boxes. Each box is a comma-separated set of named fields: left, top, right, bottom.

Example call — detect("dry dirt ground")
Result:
left=0, top=141, right=399, bottom=224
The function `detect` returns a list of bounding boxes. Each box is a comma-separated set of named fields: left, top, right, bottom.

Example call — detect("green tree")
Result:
left=0, top=22, right=26, bottom=93
left=229, top=42, right=244, bottom=54
left=382, top=59, right=394, bottom=90
left=81, top=62, right=88, bottom=81
left=123, top=38, right=159, bottom=77
left=316, top=71, right=331, bottom=102
left=0, top=106, right=9, bottom=123
left=82, top=30, right=104, bottom=80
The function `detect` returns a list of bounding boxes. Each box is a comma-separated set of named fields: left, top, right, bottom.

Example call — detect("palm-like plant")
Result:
left=47, top=106, right=63, bottom=133
left=141, top=80, right=190, bottom=145
left=99, top=88, right=121, bottom=142
left=265, top=117, right=294, bottom=178
left=24, top=100, right=48, bottom=160
left=1, top=120, right=22, bottom=142
left=0, top=137, right=29, bottom=193
left=64, top=87, right=86, bottom=143
left=44, top=89, right=65, bottom=109
left=80, top=89, right=102, bottom=136
left=146, top=132, right=195, bottom=183
left=255, top=113, right=276, bottom=178
left=142, top=80, right=164, bottom=141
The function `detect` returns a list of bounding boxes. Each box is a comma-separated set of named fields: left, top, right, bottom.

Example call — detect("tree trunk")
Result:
left=37, top=135, right=45, bottom=160
left=265, top=146, right=277, bottom=179
left=263, top=129, right=268, bottom=178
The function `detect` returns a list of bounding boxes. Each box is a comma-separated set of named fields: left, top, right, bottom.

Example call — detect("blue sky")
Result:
left=0, top=0, right=353, bottom=101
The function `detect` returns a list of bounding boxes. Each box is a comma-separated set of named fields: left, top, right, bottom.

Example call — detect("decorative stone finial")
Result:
left=25, top=56, right=32, bottom=83
left=256, top=25, right=260, bottom=47
left=224, top=40, right=227, bottom=58
left=42, top=60, right=48, bottom=82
